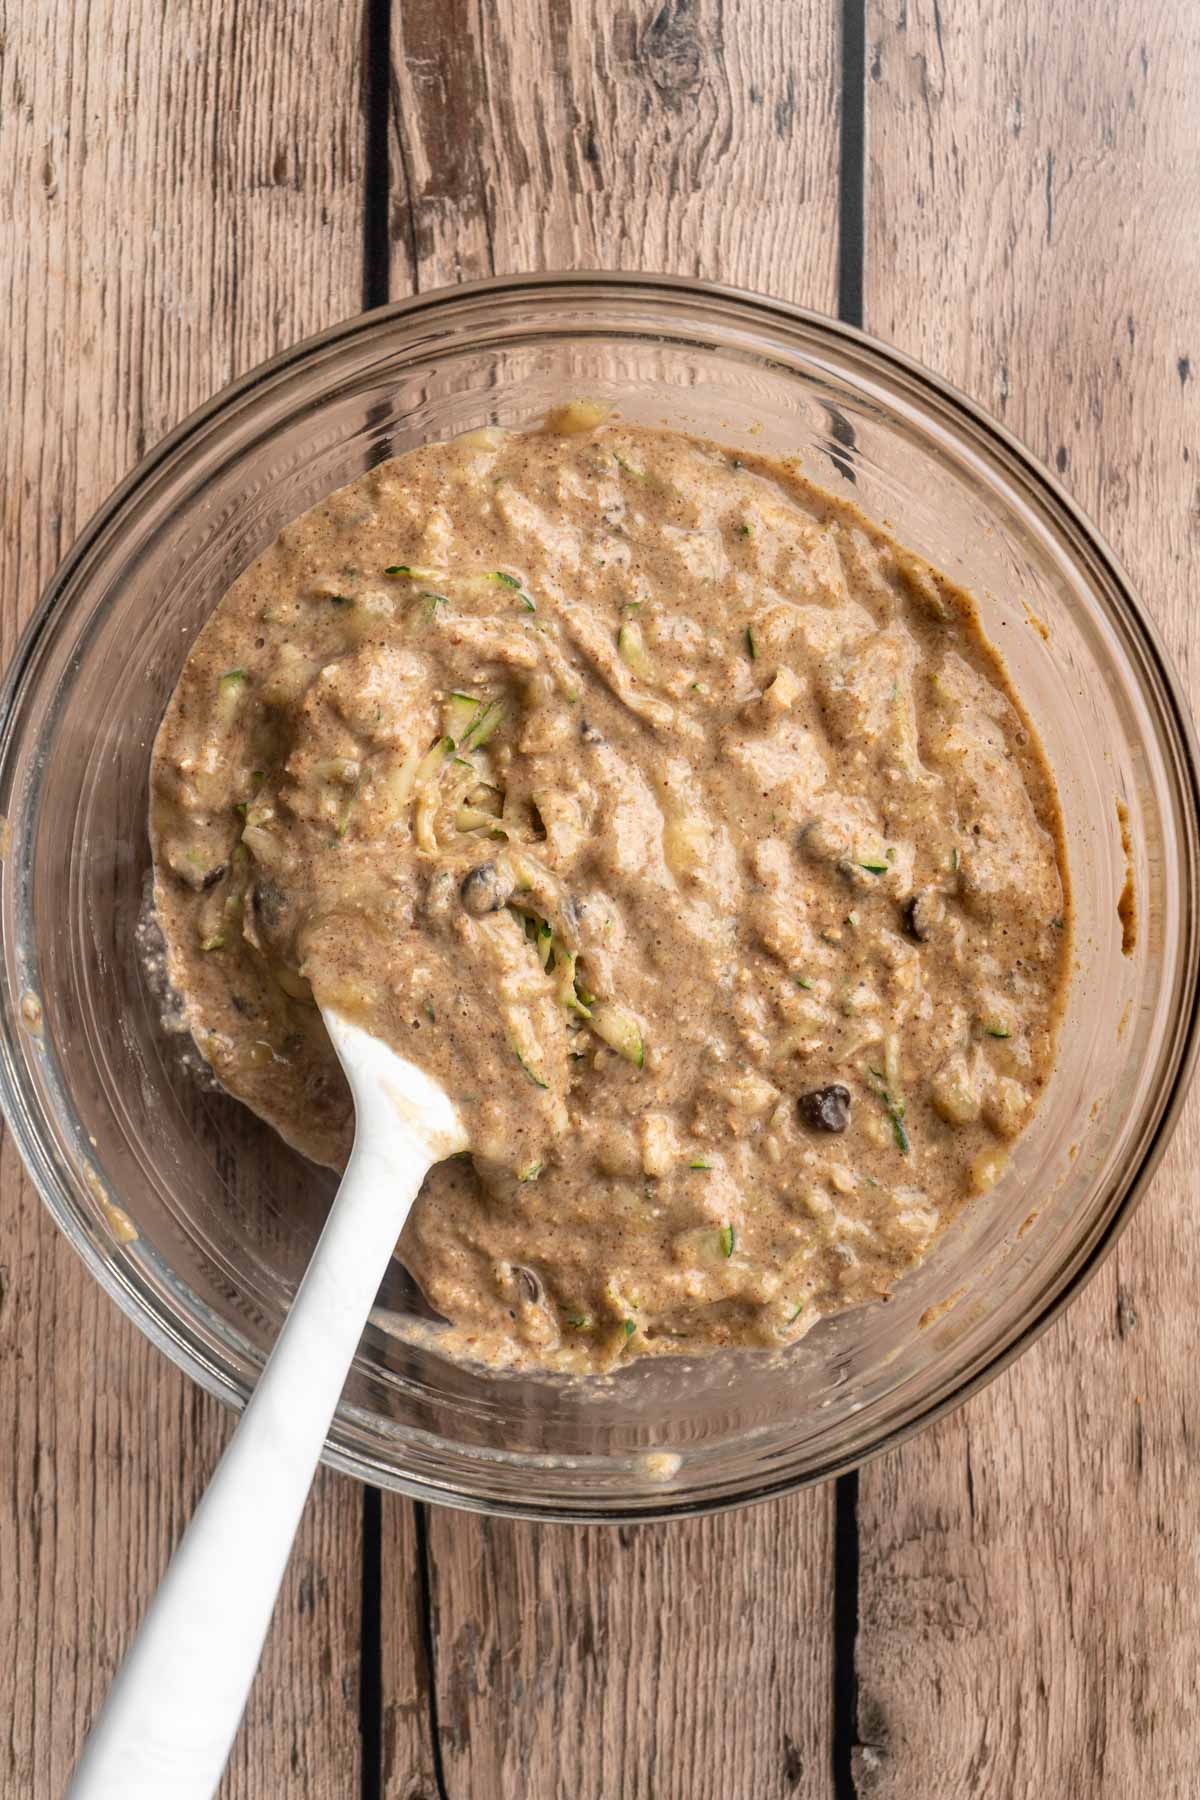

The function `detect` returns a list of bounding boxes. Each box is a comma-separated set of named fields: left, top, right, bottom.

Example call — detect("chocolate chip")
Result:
left=252, top=879, right=286, bottom=929
left=902, top=892, right=938, bottom=942
left=514, top=1265, right=543, bottom=1303
left=460, top=863, right=512, bottom=915
left=797, top=1085, right=852, bottom=1133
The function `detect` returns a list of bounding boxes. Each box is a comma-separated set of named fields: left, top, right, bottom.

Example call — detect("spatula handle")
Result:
left=68, top=1112, right=437, bottom=1799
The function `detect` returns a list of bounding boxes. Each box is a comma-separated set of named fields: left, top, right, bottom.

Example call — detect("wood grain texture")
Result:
left=381, top=6, right=844, bottom=1796
left=391, top=0, right=841, bottom=294
left=858, top=3, right=1200, bottom=1792
left=379, top=1501, right=441, bottom=1800
left=422, top=1506, right=835, bottom=1800
left=0, top=3, right=368, bottom=1792
left=11, top=1, right=1199, bottom=1794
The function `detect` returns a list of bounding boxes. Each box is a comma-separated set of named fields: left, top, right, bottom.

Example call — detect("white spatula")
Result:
left=68, top=1010, right=465, bottom=1800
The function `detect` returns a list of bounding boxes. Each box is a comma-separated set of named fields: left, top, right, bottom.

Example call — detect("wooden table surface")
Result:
left=3, top=3, right=1198, bottom=1795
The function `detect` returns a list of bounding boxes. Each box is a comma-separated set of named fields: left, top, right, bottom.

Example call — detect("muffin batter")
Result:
left=150, top=407, right=1069, bottom=1372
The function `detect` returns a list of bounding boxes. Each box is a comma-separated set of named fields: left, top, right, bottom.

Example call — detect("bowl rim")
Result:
left=3, top=268, right=1199, bottom=1522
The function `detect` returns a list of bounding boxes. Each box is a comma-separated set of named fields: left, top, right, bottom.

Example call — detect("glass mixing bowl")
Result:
left=1, top=274, right=1197, bottom=1521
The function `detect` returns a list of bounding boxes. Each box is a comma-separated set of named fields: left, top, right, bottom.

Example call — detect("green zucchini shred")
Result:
left=588, top=1001, right=645, bottom=1068
left=459, top=700, right=506, bottom=752
left=617, top=618, right=653, bottom=678
left=492, top=571, right=536, bottom=611
left=443, top=692, right=481, bottom=742
left=456, top=805, right=495, bottom=832
left=414, top=737, right=453, bottom=786
left=867, top=1069, right=910, bottom=1154
left=553, top=946, right=592, bottom=1018
left=217, top=669, right=248, bottom=714
left=514, top=1046, right=549, bottom=1090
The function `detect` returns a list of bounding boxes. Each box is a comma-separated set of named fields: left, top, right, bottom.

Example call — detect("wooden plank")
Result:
left=857, top=2, right=1200, bottom=1792
left=424, top=1506, right=835, bottom=1800
left=390, top=0, right=494, bottom=290
left=382, top=5, right=843, bottom=1795
left=379, top=1500, right=442, bottom=1800
left=0, top=4, right=369, bottom=1792
left=391, top=0, right=841, bottom=295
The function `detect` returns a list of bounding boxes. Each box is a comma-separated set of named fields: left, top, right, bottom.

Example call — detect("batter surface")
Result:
left=151, top=407, right=1069, bottom=1371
